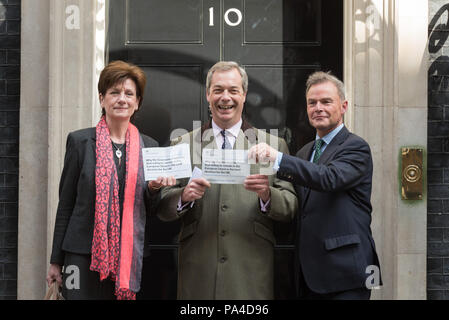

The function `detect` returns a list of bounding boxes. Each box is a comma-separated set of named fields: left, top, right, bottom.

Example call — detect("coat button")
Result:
left=221, top=204, right=228, bottom=211
left=220, top=230, right=226, bottom=237
left=220, top=257, right=227, bottom=263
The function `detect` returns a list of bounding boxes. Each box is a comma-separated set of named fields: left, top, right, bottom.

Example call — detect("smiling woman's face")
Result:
left=100, top=78, right=140, bottom=123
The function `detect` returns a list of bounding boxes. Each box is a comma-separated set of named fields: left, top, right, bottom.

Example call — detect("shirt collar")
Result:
left=315, top=123, right=344, bottom=146
left=212, top=118, right=242, bottom=138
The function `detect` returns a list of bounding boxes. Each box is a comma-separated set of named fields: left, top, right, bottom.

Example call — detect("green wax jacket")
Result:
left=157, top=121, right=298, bottom=300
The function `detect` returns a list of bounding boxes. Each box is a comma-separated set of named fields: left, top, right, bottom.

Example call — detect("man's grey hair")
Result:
left=206, top=61, right=248, bottom=93
left=306, top=71, right=345, bottom=101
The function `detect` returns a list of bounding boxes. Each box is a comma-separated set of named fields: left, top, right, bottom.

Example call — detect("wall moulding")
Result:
left=345, top=0, right=428, bottom=300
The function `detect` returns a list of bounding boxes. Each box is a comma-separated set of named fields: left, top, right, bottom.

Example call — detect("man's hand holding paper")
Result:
left=243, top=174, right=271, bottom=202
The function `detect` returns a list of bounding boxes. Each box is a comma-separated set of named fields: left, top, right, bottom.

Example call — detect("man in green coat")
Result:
left=157, top=61, right=298, bottom=299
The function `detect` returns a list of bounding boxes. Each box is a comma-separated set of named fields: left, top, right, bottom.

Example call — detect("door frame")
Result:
left=18, top=0, right=428, bottom=299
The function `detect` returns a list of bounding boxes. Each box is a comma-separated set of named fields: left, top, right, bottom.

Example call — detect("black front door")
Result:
left=108, top=0, right=342, bottom=299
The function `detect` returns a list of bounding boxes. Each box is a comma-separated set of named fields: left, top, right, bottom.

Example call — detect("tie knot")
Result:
left=220, top=130, right=226, bottom=138
left=315, top=139, right=323, bottom=150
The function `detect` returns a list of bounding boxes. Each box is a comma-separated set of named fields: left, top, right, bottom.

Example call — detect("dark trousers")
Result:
left=62, top=252, right=116, bottom=300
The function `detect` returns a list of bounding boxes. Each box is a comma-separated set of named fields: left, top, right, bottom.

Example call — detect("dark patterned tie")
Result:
left=312, top=139, right=324, bottom=163
left=220, top=130, right=232, bottom=149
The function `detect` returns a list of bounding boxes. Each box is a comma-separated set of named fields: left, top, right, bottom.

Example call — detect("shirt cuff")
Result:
left=259, top=198, right=271, bottom=212
left=177, top=196, right=194, bottom=212
left=272, top=152, right=283, bottom=172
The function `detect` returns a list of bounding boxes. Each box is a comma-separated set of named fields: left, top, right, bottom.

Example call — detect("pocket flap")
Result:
left=254, top=221, right=276, bottom=245
left=324, top=234, right=361, bottom=251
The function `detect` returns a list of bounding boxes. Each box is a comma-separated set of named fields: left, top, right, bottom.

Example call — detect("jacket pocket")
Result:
left=324, top=234, right=361, bottom=251
left=179, top=221, right=198, bottom=242
left=254, top=221, right=276, bottom=245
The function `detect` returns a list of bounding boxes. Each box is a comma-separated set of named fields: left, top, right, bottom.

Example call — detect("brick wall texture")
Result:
left=428, top=0, right=449, bottom=300
left=0, top=0, right=20, bottom=300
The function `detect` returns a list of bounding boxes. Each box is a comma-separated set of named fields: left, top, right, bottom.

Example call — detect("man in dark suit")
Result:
left=249, top=71, right=381, bottom=300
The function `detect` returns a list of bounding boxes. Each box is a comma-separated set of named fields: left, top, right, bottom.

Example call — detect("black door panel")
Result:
left=107, top=0, right=342, bottom=299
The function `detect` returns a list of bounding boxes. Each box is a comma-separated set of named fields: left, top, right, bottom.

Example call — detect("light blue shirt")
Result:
left=273, top=124, right=345, bottom=171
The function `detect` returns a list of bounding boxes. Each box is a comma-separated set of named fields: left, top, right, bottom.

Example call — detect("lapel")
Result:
left=317, top=126, right=350, bottom=165
left=301, top=126, right=350, bottom=206
left=300, top=141, right=314, bottom=206
left=299, top=141, right=314, bottom=162
left=90, top=127, right=97, bottom=155
left=234, top=126, right=252, bottom=150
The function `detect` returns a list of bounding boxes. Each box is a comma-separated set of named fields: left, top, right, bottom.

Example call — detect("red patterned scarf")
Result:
left=90, top=116, right=146, bottom=300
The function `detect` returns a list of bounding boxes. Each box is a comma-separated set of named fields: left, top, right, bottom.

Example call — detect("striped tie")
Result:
left=312, top=139, right=324, bottom=163
left=221, top=130, right=232, bottom=149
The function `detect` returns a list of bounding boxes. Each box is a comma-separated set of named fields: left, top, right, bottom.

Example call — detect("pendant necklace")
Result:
left=111, top=140, right=124, bottom=165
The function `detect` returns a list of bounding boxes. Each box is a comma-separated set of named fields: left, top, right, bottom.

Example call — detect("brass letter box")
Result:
left=401, top=148, right=423, bottom=200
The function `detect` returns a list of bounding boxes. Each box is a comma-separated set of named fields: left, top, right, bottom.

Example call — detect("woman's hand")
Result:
left=148, top=176, right=177, bottom=194
left=46, top=264, right=63, bottom=287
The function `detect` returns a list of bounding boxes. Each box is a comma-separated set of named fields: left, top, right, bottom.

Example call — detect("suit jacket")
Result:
left=277, top=126, right=381, bottom=294
left=50, top=127, right=160, bottom=265
left=157, top=120, right=298, bottom=299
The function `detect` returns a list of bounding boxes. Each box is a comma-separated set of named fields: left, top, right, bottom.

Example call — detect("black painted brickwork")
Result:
left=0, top=0, right=20, bottom=300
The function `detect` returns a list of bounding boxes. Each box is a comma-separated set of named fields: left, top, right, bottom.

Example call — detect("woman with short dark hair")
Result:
left=46, top=60, right=175, bottom=299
